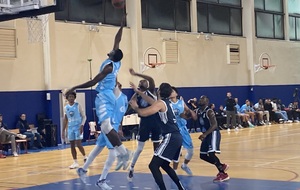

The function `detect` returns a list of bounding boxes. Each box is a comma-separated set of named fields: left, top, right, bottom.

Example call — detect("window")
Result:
left=255, top=0, right=284, bottom=39
left=288, top=0, right=300, bottom=41
left=197, top=0, right=242, bottom=36
left=141, top=0, right=191, bottom=31
left=0, top=28, right=16, bottom=58
left=55, top=0, right=124, bottom=26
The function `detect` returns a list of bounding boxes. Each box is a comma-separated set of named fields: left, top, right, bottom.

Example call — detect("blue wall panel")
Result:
left=0, top=84, right=299, bottom=144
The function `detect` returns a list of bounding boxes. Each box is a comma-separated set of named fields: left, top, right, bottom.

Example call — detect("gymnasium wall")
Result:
left=0, top=15, right=300, bottom=142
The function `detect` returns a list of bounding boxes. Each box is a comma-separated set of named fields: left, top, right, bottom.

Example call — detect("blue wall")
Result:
left=0, top=84, right=298, bottom=144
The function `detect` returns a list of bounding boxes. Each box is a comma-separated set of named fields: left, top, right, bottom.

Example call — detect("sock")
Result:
left=182, top=163, right=187, bottom=167
left=99, top=150, right=116, bottom=180
left=115, top=144, right=127, bottom=155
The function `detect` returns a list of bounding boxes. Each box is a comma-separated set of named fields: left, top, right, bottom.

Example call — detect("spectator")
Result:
left=225, top=92, right=236, bottom=129
left=0, top=114, right=26, bottom=157
left=215, top=105, right=227, bottom=129
left=253, top=99, right=271, bottom=125
left=288, top=101, right=300, bottom=122
left=16, top=113, right=43, bottom=149
left=240, top=100, right=255, bottom=127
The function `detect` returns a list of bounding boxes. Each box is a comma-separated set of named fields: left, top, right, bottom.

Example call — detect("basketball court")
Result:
left=0, top=123, right=299, bottom=190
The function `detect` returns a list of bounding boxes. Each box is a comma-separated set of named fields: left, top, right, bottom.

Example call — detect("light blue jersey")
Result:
left=95, top=59, right=121, bottom=123
left=95, top=59, right=121, bottom=92
left=171, top=99, right=193, bottom=149
left=96, top=92, right=128, bottom=149
left=65, top=102, right=83, bottom=141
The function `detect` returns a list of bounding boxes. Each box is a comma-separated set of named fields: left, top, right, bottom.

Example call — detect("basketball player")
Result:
left=77, top=82, right=128, bottom=189
left=62, top=91, right=87, bottom=169
left=129, top=83, right=185, bottom=190
left=127, top=68, right=161, bottom=181
left=170, top=86, right=196, bottom=175
left=195, top=95, right=229, bottom=182
left=66, top=14, right=131, bottom=171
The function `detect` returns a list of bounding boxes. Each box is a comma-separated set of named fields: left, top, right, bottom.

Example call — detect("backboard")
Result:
left=0, top=0, right=65, bottom=21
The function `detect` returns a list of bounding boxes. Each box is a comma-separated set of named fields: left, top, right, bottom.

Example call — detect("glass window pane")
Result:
left=208, top=5, right=230, bottom=34
left=68, top=0, right=104, bottom=23
left=198, top=0, right=218, bottom=3
left=197, top=3, right=208, bottom=32
left=288, top=0, right=300, bottom=14
left=230, top=8, right=242, bottom=35
left=256, top=12, right=274, bottom=38
left=175, top=0, right=191, bottom=31
left=289, top=16, right=296, bottom=40
left=104, top=0, right=124, bottom=25
left=297, top=18, right=300, bottom=40
left=254, top=0, right=264, bottom=10
left=265, top=0, right=283, bottom=12
left=148, top=0, right=175, bottom=30
left=219, top=0, right=241, bottom=6
left=141, top=0, right=148, bottom=28
left=274, top=15, right=284, bottom=39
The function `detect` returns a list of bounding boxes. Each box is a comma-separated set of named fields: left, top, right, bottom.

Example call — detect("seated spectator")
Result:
left=234, top=98, right=249, bottom=128
left=271, top=99, right=291, bottom=123
left=0, top=114, right=26, bottom=157
left=240, top=99, right=255, bottom=127
left=288, top=101, right=300, bottom=122
left=16, top=113, right=43, bottom=149
left=254, top=99, right=271, bottom=125
left=264, top=99, right=277, bottom=123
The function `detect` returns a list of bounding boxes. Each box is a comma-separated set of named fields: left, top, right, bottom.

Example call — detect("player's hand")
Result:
left=199, top=133, right=206, bottom=141
left=129, top=82, right=139, bottom=92
left=129, top=68, right=136, bottom=76
left=129, top=100, right=138, bottom=110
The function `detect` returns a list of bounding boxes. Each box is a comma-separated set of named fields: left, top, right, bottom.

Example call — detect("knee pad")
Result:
left=185, top=148, right=194, bottom=160
left=100, top=118, right=113, bottom=134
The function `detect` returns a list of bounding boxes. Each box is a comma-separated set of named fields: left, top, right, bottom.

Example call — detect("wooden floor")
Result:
left=0, top=123, right=300, bottom=190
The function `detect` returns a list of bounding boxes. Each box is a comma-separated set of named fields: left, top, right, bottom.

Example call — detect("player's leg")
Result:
left=96, top=149, right=116, bottom=190
left=180, top=127, right=194, bottom=175
left=68, top=129, right=79, bottom=169
left=74, top=129, right=87, bottom=161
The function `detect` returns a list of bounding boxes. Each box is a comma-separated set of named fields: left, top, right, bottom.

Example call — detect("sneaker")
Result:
left=17, top=134, right=26, bottom=139
left=238, top=124, right=243, bottom=128
left=115, top=149, right=133, bottom=171
left=13, top=152, right=18, bottom=157
left=287, top=120, right=293, bottom=123
left=213, top=172, right=230, bottom=182
left=181, top=164, right=193, bottom=176
left=69, top=162, right=79, bottom=169
left=77, top=168, right=87, bottom=183
left=0, top=154, right=6, bottom=158
left=222, top=164, right=229, bottom=172
left=95, top=179, right=112, bottom=190
left=127, top=169, right=134, bottom=181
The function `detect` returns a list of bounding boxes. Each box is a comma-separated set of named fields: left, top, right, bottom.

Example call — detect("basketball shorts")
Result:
left=137, top=118, right=161, bottom=142
left=200, top=130, right=221, bottom=154
left=68, top=127, right=83, bottom=141
left=154, top=132, right=182, bottom=163
left=95, top=90, right=116, bottom=124
left=178, top=125, right=193, bottom=149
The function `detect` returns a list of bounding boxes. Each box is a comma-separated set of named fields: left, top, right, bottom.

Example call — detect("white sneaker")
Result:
left=115, top=149, right=133, bottom=171
left=181, top=164, right=193, bottom=176
left=77, top=168, right=87, bottom=183
left=69, top=162, right=79, bottom=169
left=287, top=120, right=293, bottom=123
left=95, top=179, right=112, bottom=190
left=17, top=134, right=26, bottom=139
left=13, top=152, right=18, bottom=157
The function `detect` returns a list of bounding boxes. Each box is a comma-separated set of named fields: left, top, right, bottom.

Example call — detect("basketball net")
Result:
left=26, top=14, right=49, bottom=43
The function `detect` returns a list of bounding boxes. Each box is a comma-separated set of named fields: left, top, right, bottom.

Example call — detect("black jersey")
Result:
left=158, top=98, right=180, bottom=135
left=196, top=106, right=219, bottom=132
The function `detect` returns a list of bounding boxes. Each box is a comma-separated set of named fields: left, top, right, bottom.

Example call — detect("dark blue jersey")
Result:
left=158, top=98, right=180, bottom=135
left=137, top=90, right=159, bottom=121
left=196, top=106, right=219, bottom=132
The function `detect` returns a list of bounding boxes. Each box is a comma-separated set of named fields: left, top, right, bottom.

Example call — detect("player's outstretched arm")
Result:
left=130, top=99, right=164, bottom=117
left=129, top=68, right=155, bottom=93
left=66, top=64, right=113, bottom=95
left=113, top=13, right=126, bottom=50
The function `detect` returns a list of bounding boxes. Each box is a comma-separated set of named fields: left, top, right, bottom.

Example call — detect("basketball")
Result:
left=112, top=0, right=125, bottom=9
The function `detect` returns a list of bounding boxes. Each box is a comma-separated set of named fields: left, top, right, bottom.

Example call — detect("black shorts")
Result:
left=136, top=117, right=161, bottom=142
left=154, top=132, right=182, bottom=162
left=200, top=130, right=221, bottom=154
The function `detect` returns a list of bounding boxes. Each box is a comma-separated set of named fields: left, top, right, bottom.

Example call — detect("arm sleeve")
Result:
left=78, top=104, right=87, bottom=126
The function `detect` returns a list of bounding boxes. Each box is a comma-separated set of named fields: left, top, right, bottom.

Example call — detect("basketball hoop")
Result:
left=26, top=14, right=49, bottom=43
left=255, top=52, right=276, bottom=74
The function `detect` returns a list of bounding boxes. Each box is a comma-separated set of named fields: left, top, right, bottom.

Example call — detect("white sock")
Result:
left=115, top=144, right=127, bottom=155
left=83, top=146, right=104, bottom=171
left=182, top=163, right=187, bottom=167
left=99, top=149, right=116, bottom=181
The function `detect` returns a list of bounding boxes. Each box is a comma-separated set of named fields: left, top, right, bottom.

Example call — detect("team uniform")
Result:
left=136, top=90, right=161, bottom=142
left=65, top=102, right=85, bottom=141
left=96, top=91, right=128, bottom=148
left=155, top=99, right=182, bottom=162
left=95, top=59, right=121, bottom=124
left=196, top=106, right=221, bottom=154
left=171, top=99, right=193, bottom=151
